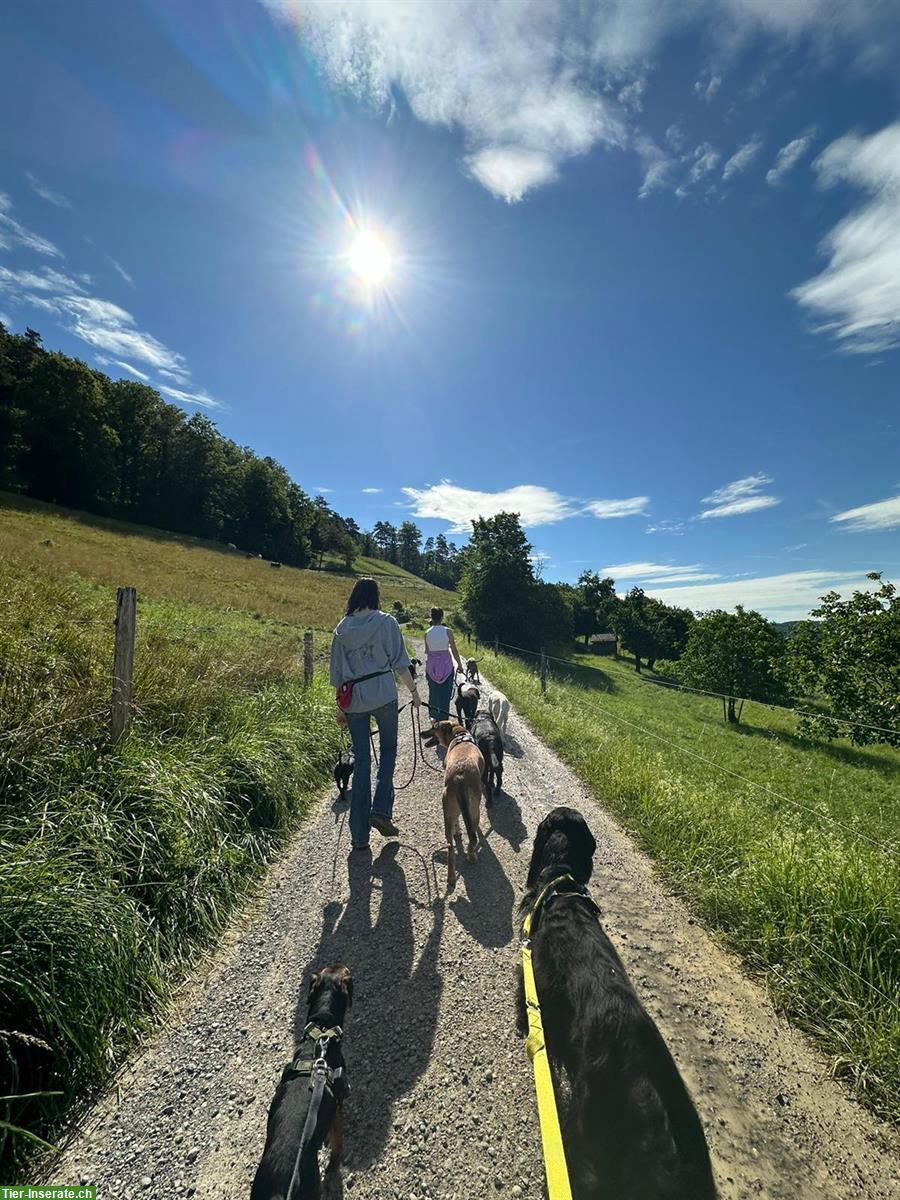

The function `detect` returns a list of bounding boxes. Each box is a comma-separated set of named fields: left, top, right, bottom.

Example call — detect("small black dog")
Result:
left=409, top=656, right=422, bottom=679
left=517, top=808, right=716, bottom=1200
left=251, top=964, right=353, bottom=1199
left=333, top=748, right=354, bottom=801
left=470, top=709, right=503, bottom=804
left=455, top=682, right=480, bottom=728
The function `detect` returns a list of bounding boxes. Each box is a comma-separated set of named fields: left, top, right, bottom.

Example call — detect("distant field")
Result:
left=0, top=492, right=456, bottom=633
left=0, top=493, right=456, bottom=1177
left=465, top=641, right=900, bottom=1121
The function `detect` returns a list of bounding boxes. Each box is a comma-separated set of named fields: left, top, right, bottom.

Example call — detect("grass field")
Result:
left=0, top=494, right=455, bottom=1177
left=465, top=641, right=900, bottom=1122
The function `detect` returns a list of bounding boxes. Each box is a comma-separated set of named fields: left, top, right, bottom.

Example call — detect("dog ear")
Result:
left=526, top=818, right=551, bottom=888
left=340, top=966, right=354, bottom=1007
left=307, top=971, right=321, bottom=1001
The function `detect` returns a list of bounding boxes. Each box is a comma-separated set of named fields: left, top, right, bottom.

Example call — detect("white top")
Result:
left=425, top=624, right=450, bottom=652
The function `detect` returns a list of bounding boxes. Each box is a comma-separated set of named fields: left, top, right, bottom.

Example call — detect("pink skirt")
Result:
left=426, top=649, right=454, bottom=684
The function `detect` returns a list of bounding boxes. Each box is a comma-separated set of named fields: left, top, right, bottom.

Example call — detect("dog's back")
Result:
left=456, top=682, right=480, bottom=727
left=470, top=710, right=503, bottom=802
left=489, top=693, right=510, bottom=733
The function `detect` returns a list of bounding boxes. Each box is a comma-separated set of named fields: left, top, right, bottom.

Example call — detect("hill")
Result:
left=0, top=491, right=456, bottom=631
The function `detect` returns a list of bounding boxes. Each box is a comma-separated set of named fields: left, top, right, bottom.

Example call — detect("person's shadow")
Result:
left=296, top=844, right=445, bottom=1170
left=450, top=836, right=515, bottom=947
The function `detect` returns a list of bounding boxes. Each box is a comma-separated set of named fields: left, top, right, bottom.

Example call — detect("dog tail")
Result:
left=458, top=790, right=478, bottom=844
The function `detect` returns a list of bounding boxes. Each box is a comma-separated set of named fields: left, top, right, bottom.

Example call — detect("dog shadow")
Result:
left=299, top=843, right=445, bottom=1171
left=450, top=836, right=515, bottom=948
left=485, top=791, right=528, bottom=853
left=330, top=791, right=350, bottom=815
left=501, top=733, right=525, bottom=759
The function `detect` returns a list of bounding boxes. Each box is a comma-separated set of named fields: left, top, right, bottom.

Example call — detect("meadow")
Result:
left=0, top=494, right=453, bottom=1176
left=465, top=641, right=900, bottom=1121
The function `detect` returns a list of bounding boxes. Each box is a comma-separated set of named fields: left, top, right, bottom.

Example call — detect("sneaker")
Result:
left=370, top=813, right=399, bottom=837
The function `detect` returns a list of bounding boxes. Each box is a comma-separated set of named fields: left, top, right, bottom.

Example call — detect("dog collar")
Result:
left=448, top=732, right=475, bottom=751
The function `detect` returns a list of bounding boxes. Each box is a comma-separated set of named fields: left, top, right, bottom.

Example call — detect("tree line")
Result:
left=458, top=511, right=898, bottom=748
left=0, top=323, right=458, bottom=586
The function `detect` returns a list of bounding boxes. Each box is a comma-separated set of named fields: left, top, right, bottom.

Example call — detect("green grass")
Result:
left=467, top=642, right=900, bottom=1122
left=0, top=492, right=456, bottom=630
left=0, top=490, right=460, bottom=1178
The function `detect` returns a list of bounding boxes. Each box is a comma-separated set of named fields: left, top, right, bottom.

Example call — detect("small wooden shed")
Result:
left=589, top=632, right=617, bottom=657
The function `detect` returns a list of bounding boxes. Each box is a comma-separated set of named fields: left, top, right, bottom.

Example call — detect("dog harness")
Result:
left=284, top=1024, right=349, bottom=1200
left=520, top=873, right=602, bottom=1200
left=447, top=731, right=476, bottom=752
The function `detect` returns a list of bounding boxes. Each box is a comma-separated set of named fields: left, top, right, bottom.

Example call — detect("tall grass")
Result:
left=471, top=644, right=900, bottom=1121
left=0, top=558, right=344, bottom=1177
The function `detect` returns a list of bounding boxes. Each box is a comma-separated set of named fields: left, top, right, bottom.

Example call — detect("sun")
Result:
left=348, top=229, right=392, bottom=286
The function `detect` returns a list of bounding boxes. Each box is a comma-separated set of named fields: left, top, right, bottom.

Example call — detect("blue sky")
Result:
left=1, top=0, right=898, bottom=620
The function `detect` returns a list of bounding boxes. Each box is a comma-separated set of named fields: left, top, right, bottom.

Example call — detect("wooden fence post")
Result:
left=540, top=650, right=548, bottom=694
left=111, top=586, right=136, bottom=743
left=303, top=630, right=314, bottom=687
left=494, top=634, right=499, bottom=656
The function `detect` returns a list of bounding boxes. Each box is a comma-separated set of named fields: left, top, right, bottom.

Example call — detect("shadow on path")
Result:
left=450, top=837, right=515, bottom=948
left=297, top=844, right=445, bottom=1169
left=486, top=791, right=528, bottom=853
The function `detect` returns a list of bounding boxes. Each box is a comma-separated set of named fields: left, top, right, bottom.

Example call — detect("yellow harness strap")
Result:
left=521, top=876, right=575, bottom=1200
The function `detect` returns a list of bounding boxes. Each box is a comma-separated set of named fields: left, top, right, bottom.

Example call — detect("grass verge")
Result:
left=469, top=643, right=900, bottom=1122
left=0, top=558, right=344, bottom=1178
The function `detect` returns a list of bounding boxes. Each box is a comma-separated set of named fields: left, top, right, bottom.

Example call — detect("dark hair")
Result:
left=430, top=607, right=444, bottom=625
left=346, top=578, right=380, bottom=615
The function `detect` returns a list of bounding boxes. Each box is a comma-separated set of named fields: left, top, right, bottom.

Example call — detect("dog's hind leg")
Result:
left=443, top=791, right=458, bottom=891
left=326, top=1104, right=344, bottom=1173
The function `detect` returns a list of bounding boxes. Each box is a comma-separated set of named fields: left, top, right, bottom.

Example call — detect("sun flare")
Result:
left=348, top=229, right=392, bottom=285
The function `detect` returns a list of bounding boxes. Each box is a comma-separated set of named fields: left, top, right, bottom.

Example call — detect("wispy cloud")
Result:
left=94, top=355, right=151, bottom=382
left=24, top=170, right=71, bottom=209
left=831, top=494, right=900, bottom=532
left=0, top=195, right=62, bottom=257
left=583, top=497, right=649, bottom=520
left=602, top=561, right=720, bottom=584
left=766, top=130, right=815, bottom=186
left=693, top=73, right=721, bottom=102
left=361, top=487, right=383, bottom=494
left=646, top=518, right=686, bottom=535
left=722, top=134, right=764, bottom=180
left=157, top=385, right=219, bottom=409
left=699, top=473, right=780, bottom=519
left=792, top=121, right=900, bottom=355
left=645, top=569, right=890, bottom=620
left=636, top=137, right=678, bottom=199
left=106, top=255, right=134, bottom=287
left=402, top=482, right=648, bottom=534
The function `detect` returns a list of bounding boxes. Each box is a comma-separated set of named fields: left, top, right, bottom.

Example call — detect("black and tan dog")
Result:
left=454, top=681, right=480, bottom=729
left=333, top=748, right=354, bottom=802
left=251, top=965, right=353, bottom=1199
left=421, top=719, right=484, bottom=890
left=517, top=809, right=716, bottom=1200
left=470, top=709, right=503, bottom=804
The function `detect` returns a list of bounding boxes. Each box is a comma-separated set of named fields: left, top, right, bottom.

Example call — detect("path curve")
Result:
left=47, top=663, right=899, bottom=1198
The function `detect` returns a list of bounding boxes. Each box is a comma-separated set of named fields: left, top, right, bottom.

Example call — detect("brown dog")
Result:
left=422, top=719, right=484, bottom=890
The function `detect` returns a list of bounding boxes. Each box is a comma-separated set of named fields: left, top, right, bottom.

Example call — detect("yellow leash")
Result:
left=521, top=875, right=575, bottom=1200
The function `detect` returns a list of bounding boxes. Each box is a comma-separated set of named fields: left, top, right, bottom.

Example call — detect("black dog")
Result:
left=517, top=809, right=716, bottom=1200
left=333, top=748, right=354, bottom=801
left=409, top=657, right=423, bottom=680
left=251, top=964, right=353, bottom=1199
left=465, top=658, right=481, bottom=684
left=455, top=681, right=480, bottom=728
left=470, top=709, right=503, bottom=804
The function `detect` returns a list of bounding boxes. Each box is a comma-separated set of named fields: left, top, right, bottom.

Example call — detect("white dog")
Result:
left=489, top=693, right=510, bottom=734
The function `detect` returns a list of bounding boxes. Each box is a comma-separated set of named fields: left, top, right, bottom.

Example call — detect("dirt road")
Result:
left=49, top=667, right=899, bottom=1198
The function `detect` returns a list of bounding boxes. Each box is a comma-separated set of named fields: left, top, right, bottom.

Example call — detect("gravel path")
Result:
left=48, top=664, right=899, bottom=1199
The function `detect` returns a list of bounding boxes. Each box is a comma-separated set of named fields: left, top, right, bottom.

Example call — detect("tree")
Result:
left=397, top=521, right=422, bottom=573
left=460, top=512, right=538, bottom=645
left=790, top=574, right=899, bottom=747
left=676, top=606, right=788, bottom=723
left=573, top=571, right=619, bottom=646
left=372, top=520, right=398, bottom=564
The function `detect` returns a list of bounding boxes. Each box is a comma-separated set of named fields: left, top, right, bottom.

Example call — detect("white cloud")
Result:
left=466, top=148, right=560, bottom=204
left=830, top=494, right=900, bottom=532
left=95, top=355, right=151, bottom=382
left=646, top=519, right=687, bottom=535
left=699, top=473, right=780, bottom=519
left=601, top=561, right=720, bottom=583
left=694, top=73, right=721, bottom=102
left=24, top=170, right=71, bottom=209
left=403, top=482, right=578, bottom=533
left=636, top=137, right=677, bottom=199
left=766, top=130, right=815, bottom=186
left=106, top=255, right=134, bottom=287
left=618, top=78, right=646, bottom=113
left=157, top=384, right=219, bottom=409
left=0, top=209, right=62, bottom=257
left=689, top=142, right=721, bottom=182
left=403, top=482, right=648, bottom=532
left=791, top=121, right=900, bottom=355
left=722, top=134, right=764, bottom=180
left=0, top=310, right=11, bottom=328
left=583, top=497, right=650, bottom=519
left=0, top=266, right=85, bottom=294
left=361, top=487, right=383, bottom=494
left=645, top=569, right=891, bottom=620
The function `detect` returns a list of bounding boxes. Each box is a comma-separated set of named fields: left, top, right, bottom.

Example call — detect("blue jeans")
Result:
left=427, top=672, right=454, bottom=721
left=346, top=701, right=399, bottom=847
